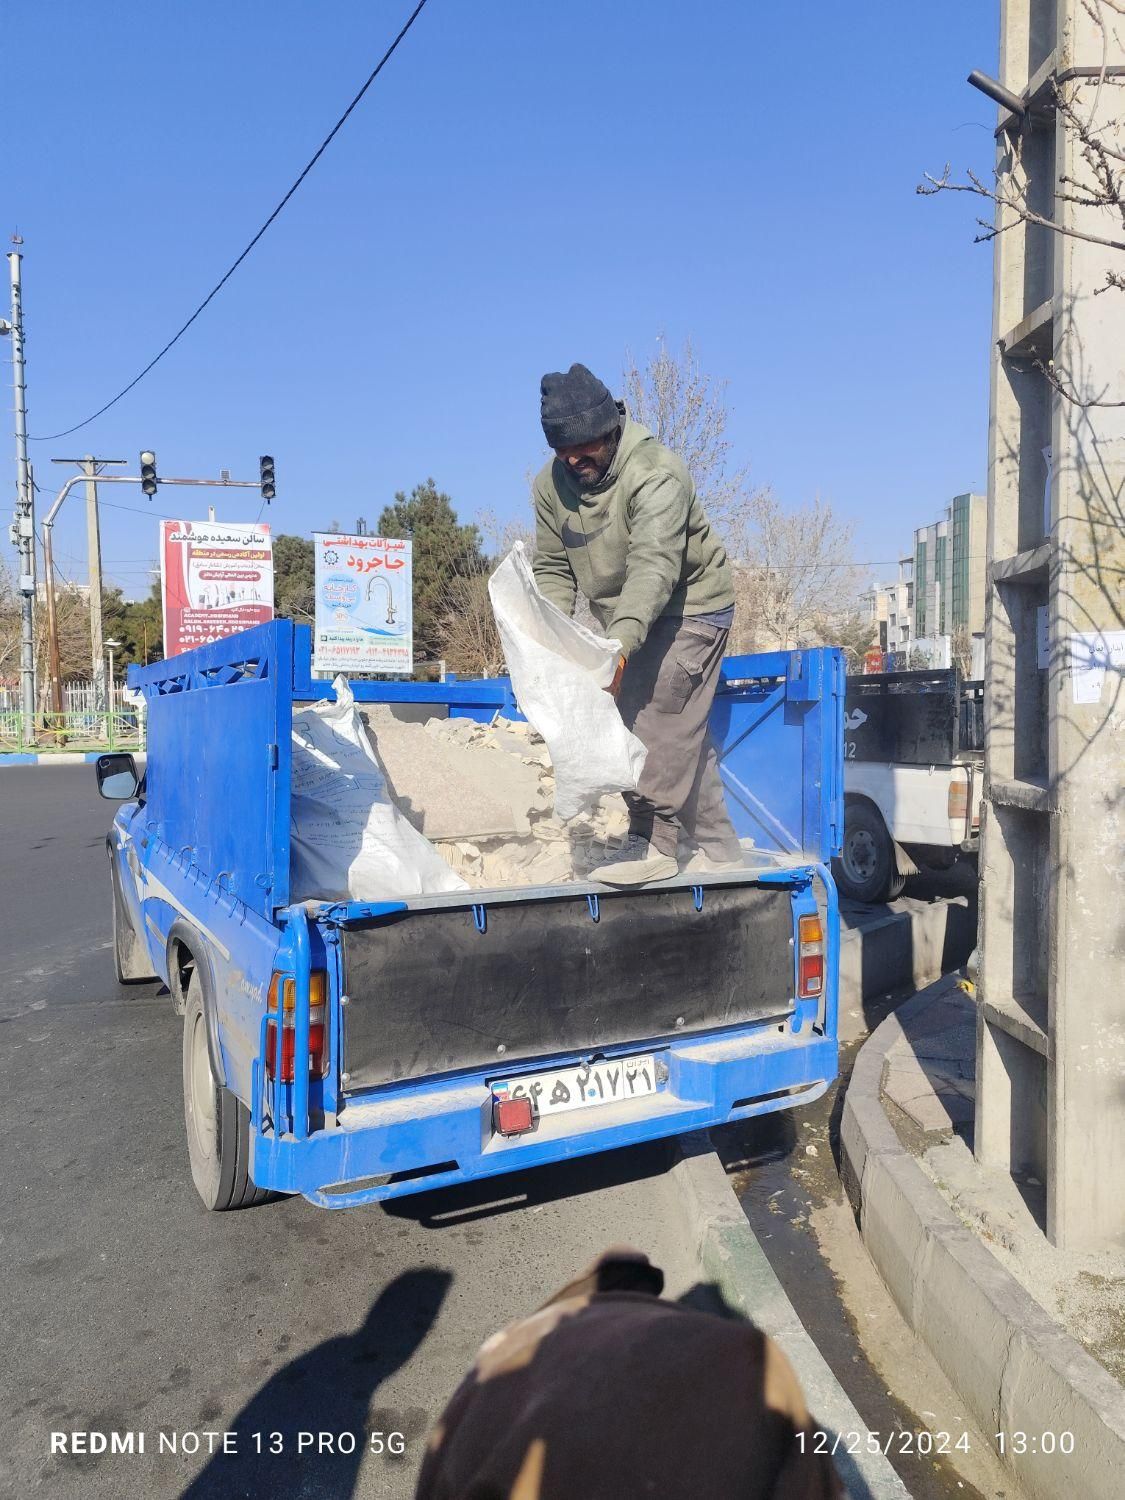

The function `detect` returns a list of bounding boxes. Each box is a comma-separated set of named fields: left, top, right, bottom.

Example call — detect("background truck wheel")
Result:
left=182, top=970, right=270, bottom=1211
left=833, top=800, right=905, bottom=904
left=109, top=855, right=156, bottom=984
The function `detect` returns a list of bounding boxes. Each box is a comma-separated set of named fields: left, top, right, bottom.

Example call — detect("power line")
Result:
left=98, top=497, right=184, bottom=520
left=30, top=0, right=432, bottom=443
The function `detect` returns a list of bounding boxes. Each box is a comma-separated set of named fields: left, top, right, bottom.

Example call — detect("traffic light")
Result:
left=259, top=455, right=276, bottom=503
left=140, top=451, right=158, bottom=498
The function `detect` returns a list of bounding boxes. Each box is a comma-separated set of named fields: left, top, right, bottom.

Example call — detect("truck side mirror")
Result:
left=96, top=752, right=140, bottom=801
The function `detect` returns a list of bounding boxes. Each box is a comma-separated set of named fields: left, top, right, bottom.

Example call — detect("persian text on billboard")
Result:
left=313, top=533, right=413, bottom=675
left=160, top=521, right=274, bottom=657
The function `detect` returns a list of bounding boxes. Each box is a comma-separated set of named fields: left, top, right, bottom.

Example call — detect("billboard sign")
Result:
left=160, top=520, right=274, bottom=658
left=313, top=532, right=413, bottom=675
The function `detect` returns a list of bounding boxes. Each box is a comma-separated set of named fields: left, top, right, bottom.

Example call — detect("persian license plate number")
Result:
left=495, top=1055, right=658, bottom=1119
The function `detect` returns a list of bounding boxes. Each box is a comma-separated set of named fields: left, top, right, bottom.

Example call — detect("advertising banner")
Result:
left=160, top=520, right=274, bottom=657
left=313, top=532, right=413, bottom=675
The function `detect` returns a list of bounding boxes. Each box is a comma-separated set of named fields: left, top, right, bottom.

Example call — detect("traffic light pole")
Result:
left=40, top=470, right=265, bottom=719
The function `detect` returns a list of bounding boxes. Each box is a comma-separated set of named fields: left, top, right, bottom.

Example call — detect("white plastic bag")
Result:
left=488, top=542, right=647, bottom=820
left=290, top=677, right=468, bottom=902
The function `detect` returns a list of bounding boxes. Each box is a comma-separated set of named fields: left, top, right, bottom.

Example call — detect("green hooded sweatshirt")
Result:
left=531, top=416, right=734, bottom=657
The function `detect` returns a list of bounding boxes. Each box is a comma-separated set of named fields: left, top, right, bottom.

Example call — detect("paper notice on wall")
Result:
left=1070, top=630, right=1125, bottom=704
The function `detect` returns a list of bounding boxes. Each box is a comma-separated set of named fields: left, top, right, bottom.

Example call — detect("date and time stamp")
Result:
left=799, top=1428, right=1077, bottom=1459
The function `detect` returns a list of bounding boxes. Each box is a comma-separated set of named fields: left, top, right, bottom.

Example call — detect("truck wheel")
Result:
left=110, top=855, right=156, bottom=984
left=182, top=970, right=270, bottom=1211
left=833, top=801, right=905, bottom=904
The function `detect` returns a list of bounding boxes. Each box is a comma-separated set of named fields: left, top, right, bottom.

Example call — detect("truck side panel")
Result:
left=130, top=620, right=294, bottom=919
left=713, top=650, right=845, bottom=860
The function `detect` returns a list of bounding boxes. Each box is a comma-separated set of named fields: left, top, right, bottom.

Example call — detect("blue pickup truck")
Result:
left=96, top=619, right=843, bottom=1211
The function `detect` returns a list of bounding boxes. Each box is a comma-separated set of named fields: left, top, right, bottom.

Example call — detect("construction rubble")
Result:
left=359, top=706, right=631, bottom=889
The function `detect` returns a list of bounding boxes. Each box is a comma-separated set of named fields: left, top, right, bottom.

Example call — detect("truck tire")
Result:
left=109, top=852, right=156, bottom=984
left=182, top=970, right=270, bottom=1211
left=833, top=800, right=905, bottom=904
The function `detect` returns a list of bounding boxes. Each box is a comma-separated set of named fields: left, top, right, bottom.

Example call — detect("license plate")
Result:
left=494, top=1054, right=658, bottom=1119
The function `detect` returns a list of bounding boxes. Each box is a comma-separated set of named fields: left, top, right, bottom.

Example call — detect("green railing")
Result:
left=0, top=710, right=146, bottom=754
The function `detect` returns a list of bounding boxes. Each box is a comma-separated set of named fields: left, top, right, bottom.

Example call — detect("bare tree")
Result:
left=435, top=512, right=533, bottom=678
left=919, top=3, right=1125, bottom=405
left=950, top=624, right=975, bottom=679
left=0, top=559, right=21, bottom=686
left=815, top=609, right=879, bottom=672
left=726, top=491, right=866, bottom=652
left=0, top=563, right=97, bottom=704
left=621, top=337, right=866, bottom=654
left=622, top=336, right=763, bottom=534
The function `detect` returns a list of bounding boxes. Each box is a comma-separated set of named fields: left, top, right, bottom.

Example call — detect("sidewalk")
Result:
left=0, top=749, right=109, bottom=766
left=842, top=974, right=1125, bottom=1500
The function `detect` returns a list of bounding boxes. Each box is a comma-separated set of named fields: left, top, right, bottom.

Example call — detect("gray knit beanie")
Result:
left=540, top=364, right=621, bottom=449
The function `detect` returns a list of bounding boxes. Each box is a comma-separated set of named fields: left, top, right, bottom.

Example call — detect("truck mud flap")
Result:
left=340, top=882, right=794, bottom=1091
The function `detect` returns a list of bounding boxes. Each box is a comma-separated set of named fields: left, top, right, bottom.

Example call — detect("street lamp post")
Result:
left=104, top=638, right=121, bottom=749
left=104, top=637, right=121, bottom=699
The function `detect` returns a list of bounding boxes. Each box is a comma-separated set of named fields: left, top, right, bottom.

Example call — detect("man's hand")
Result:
left=606, top=654, right=627, bottom=698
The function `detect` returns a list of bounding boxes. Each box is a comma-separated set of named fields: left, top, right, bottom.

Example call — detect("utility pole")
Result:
left=84, top=457, right=105, bottom=709
left=48, top=457, right=125, bottom=714
left=3, top=241, right=35, bottom=739
left=40, top=460, right=63, bottom=715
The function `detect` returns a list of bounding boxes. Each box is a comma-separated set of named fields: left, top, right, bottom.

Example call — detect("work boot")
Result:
left=590, top=834, right=678, bottom=887
left=681, top=848, right=746, bottom=875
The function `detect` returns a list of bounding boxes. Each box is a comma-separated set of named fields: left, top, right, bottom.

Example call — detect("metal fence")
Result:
left=0, top=677, right=146, bottom=753
left=0, top=710, right=145, bottom=753
left=0, top=680, right=133, bottom=715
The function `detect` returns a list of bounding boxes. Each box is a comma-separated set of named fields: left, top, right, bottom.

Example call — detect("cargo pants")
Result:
left=616, top=614, right=741, bottom=860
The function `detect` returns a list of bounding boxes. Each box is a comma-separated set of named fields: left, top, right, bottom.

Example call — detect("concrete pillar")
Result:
left=978, top=0, right=1125, bottom=1249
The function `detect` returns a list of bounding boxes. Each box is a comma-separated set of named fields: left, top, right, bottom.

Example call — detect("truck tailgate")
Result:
left=339, top=879, right=795, bottom=1091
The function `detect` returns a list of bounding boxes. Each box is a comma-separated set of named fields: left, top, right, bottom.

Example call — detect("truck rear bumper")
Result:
left=249, top=1022, right=837, bottom=1208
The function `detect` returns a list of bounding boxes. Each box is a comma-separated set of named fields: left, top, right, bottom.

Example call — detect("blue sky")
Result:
left=4, top=1, right=999, bottom=597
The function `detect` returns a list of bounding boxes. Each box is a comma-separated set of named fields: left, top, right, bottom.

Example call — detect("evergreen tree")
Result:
left=377, top=480, right=487, bottom=663
left=272, top=533, right=316, bottom=623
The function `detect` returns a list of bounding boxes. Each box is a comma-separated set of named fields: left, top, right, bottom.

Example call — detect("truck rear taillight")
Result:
left=266, top=970, right=329, bottom=1082
left=493, top=1096, right=535, bottom=1137
left=797, top=914, right=824, bottom=999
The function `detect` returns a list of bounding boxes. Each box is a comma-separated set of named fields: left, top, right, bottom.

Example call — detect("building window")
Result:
left=915, top=540, right=928, bottom=637
left=934, top=536, right=947, bottom=633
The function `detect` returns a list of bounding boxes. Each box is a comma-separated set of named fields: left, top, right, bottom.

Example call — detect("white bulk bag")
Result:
left=488, top=542, right=647, bottom=820
left=290, top=677, right=468, bottom=902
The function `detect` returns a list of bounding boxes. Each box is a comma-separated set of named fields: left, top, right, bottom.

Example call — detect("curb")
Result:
left=671, top=1132, right=910, bottom=1500
left=841, top=991, right=1125, bottom=1500
left=0, top=751, right=106, bottom=766
left=837, top=896, right=975, bottom=1013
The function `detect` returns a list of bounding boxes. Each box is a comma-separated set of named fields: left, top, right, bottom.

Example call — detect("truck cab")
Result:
left=98, top=621, right=844, bottom=1211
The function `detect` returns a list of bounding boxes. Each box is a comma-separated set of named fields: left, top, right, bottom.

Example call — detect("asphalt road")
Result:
left=0, top=766, right=703, bottom=1500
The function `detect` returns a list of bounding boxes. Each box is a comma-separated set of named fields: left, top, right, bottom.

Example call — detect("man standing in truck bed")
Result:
left=532, top=362, right=743, bottom=886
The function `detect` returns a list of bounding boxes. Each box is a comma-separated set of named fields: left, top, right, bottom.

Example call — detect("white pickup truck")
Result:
left=833, top=670, right=983, bottom=903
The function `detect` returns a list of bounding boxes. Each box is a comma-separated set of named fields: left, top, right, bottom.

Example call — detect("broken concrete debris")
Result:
left=359, top=708, right=630, bottom=889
